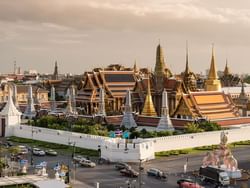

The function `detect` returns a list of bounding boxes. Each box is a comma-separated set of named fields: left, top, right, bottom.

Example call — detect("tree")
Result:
left=185, top=122, right=204, bottom=133
left=199, top=121, right=221, bottom=131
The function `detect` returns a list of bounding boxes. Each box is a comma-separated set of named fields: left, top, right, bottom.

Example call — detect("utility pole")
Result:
left=138, top=159, right=142, bottom=188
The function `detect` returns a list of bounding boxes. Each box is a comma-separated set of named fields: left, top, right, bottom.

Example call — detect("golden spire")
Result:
left=154, top=43, right=165, bottom=76
left=141, top=76, right=157, bottom=116
left=205, top=44, right=221, bottom=91
left=224, top=59, right=230, bottom=76
left=208, top=44, right=218, bottom=80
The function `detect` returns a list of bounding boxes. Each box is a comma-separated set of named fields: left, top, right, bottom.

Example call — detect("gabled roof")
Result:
left=173, top=91, right=239, bottom=120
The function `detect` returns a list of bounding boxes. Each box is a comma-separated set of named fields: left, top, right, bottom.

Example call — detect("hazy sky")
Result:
left=1, top=0, right=250, bottom=74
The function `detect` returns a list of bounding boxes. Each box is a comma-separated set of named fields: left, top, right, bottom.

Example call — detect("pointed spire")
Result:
left=50, top=85, right=56, bottom=112
left=0, top=84, right=22, bottom=116
left=224, top=59, right=230, bottom=76
left=205, top=44, right=221, bottom=91
left=154, top=43, right=165, bottom=76
left=185, top=41, right=190, bottom=74
left=141, top=76, right=157, bottom=116
left=156, top=89, right=174, bottom=131
left=133, top=60, right=138, bottom=73
left=66, top=88, right=73, bottom=114
left=70, top=85, right=77, bottom=114
left=97, top=86, right=106, bottom=116
left=120, top=90, right=137, bottom=129
left=208, top=44, right=218, bottom=80
left=53, top=61, right=59, bottom=80
left=12, top=84, right=19, bottom=109
left=23, top=85, right=36, bottom=119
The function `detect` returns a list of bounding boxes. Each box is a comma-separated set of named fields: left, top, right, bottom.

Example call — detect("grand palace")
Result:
left=1, top=43, right=250, bottom=129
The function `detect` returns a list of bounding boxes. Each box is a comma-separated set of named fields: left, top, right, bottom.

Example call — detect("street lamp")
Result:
left=65, top=113, right=77, bottom=184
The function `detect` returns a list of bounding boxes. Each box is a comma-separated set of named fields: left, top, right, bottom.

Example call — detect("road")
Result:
left=3, top=137, right=250, bottom=188
left=29, top=146, right=250, bottom=188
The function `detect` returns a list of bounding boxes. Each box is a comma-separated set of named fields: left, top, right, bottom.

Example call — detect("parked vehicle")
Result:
left=18, top=145, right=28, bottom=155
left=147, top=168, right=167, bottom=179
left=120, top=168, right=139, bottom=178
left=114, top=162, right=131, bottom=170
left=45, top=149, right=57, bottom=156
left=73, top=155, right=87, bottom=163
left=177, top=178, right=196, bottom=185
left=3, top=141, right=13, bottom=148
left=179, top=182, right=204, bottom=188
left=79, top=159, right=96, bottom=168
left=199, top=166, right=230, bottom=186
left=32, top=148, right=46, bottom=156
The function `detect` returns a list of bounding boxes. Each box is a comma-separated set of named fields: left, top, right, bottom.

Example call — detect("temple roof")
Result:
left=173, top=91, right=239, bottom=120
left=76, top=70, right=138, bottom=102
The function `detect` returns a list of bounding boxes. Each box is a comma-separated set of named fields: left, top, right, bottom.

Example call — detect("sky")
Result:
left=1, top=0, right=250, bottom=75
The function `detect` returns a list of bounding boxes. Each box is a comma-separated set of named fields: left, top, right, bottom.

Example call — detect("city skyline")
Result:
left=1, top=0, right=250, bottom=74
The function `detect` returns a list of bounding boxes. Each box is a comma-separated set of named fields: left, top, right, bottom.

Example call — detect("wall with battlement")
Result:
left=8, top=124, right=250, bottom=162
left=147, top=126, right=250, bottom=152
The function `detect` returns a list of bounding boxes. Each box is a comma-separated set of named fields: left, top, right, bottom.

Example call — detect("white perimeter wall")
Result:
left=147, top=126, right=250, bottom=152
left=13, top=125, right=108, bottom=150
left=9, top=124, right=250, bottom=162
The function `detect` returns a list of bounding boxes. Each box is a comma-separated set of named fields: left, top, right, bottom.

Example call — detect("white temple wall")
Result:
left=6, top=124, right=250, bottom=162
left=147, top=125, right=250, bottom=152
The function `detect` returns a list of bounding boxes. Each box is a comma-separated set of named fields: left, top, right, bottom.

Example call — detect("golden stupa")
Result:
left=141, top=77, right=157, bottom=116
left=205, top=45, right=221, bottom=91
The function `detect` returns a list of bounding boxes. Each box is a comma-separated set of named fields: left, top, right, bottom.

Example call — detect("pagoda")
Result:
left=120, top=90, right=137, bottom=129
left=156, top=89, right=174, bottom=131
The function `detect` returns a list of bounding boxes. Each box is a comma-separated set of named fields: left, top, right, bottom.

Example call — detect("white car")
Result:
left=79, top=159, right=96, bottom=168
left=32, top=148, right=46, bottom=156
left=18, top=145, right=28, bottom=155
left=73, top=155, right=87, bottom=163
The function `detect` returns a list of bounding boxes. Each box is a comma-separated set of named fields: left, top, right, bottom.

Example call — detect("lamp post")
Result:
left=66, top=113, right=77, bottom=184
left=138, top=159, right=143, bottom=188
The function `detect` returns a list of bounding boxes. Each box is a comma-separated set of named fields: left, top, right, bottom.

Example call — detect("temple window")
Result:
left=177, top=114, right=181, bottom=119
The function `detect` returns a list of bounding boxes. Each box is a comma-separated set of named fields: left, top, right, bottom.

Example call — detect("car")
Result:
left=147, top=168, right=167, bottom=179
left=3, top=141, right=14, bottom=148
left=32, top=148, right=45, bottom=156
left=73, top=155, right=87, bottom=163
left=120, top=168, right=139, bottom=178
left=45, top=149, right=57, bottom=156
left=17, top=145, right=28, bottom=155
left=177, top=178, right=196, bottom=185
left=179, top=182, right=204, bottom=188
left=79, top=159, right=96, bottom=168
left=114, top=162, right=131, bottom=170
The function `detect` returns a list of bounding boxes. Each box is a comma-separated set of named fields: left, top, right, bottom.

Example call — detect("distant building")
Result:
left=220, top=61, right=240, bottom=87
left=0, top=83, right=49, bottom=111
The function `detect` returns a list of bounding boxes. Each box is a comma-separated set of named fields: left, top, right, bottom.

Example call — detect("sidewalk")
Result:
left=71, top=180, right=94, bottom=188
